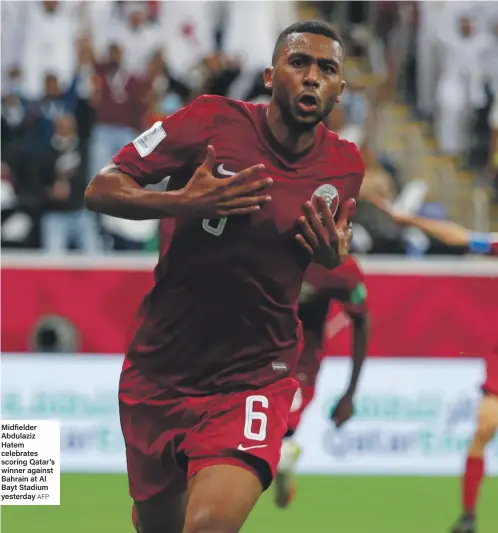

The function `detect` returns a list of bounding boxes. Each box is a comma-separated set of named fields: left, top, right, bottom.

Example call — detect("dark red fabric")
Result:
left=113, top=95, right=364, bottom=396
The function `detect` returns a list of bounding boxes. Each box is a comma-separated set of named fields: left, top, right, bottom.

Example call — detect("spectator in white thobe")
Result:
left=20, top=1, right=83, bottom=100
left=222, top=1, right=298, bottom=100
left=1, top=1, right=25, bottom=96
left=416, top=1, right=449, bottom=117
left=107, top=2, right=163, bottom=77
left=434, top=16, right=490, bottom=155
left=158, top=1, right=218, bottom=88
left=81, top=0, right=117, bottom=63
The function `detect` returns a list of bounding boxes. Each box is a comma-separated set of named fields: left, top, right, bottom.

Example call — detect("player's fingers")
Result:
left=295, top=234, right=314, bottom=255
left=200, top=145, right=216, bottom=172
left=218, top=205, right=262, bottom=216
left=237, top=163, right=266, bottom=180
left=226, top=164, right=266, bottom=186
left=316, top=197, right=340, bottom=241
left=302, top=201, right=328, bottom=245
left=228, top=177, right=273, bottom=197
left=337, top=198, right=356, bottom=230
left=298, top=215, right=319, bottom=249
left=221, top=195, right=272, bottom=208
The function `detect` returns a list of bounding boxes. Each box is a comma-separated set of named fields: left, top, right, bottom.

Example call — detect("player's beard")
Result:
left=278, top=92, right=335, bottom=133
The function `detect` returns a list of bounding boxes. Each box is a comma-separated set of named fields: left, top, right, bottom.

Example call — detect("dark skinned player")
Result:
left=85, top=20, right=364, bottom=533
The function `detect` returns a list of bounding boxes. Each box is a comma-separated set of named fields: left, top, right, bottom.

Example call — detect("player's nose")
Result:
left=302, top=65, right=320, bottom=88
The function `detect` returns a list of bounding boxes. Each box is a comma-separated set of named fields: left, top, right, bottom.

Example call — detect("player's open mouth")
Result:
left=297, top=94, right=319, bottom=113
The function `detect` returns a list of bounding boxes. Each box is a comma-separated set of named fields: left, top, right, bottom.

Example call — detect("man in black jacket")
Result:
left=40, top=113, right=102, bottom=252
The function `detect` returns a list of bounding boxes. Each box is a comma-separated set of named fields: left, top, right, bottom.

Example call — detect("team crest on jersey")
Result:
left=311, top=184, right=339, bottom=217
left=133, top=121, right=166, bottom=158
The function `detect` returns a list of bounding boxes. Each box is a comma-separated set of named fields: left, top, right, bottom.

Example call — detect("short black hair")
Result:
left=272, top=20, right=345, bottom=65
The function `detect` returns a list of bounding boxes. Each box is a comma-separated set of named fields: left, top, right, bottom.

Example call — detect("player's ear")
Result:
left=264, top=67, right=274, bottom=90
left=335, top=81, right=346, bottom=104
left=336, top=80, right=347, bottom=104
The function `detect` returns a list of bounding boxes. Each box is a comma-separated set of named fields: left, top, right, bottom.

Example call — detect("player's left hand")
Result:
left=330, top=393, right=354, bottom=428
left=296, top=197, right=356, bottom=269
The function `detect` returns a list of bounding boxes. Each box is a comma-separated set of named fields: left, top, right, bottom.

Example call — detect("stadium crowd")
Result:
left=1, top=1, right=497, bottom=254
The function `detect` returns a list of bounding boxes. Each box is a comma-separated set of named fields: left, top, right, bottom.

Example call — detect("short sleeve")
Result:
left=112, top=96, right=213, bottom=185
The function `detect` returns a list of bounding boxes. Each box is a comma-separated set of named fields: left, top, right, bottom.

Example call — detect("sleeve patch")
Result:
left=133, top=121, right=166, bottom=158
left=350, top=283, right=367, bottom=305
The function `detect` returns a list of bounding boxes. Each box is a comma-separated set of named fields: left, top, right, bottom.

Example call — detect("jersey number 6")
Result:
left=202, top=217, right=227, bottom=236
left=244, top=395, right=268, bottom=441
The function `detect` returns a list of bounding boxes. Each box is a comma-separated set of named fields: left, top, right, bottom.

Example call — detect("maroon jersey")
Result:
left=113, top=95, right=364, bottom=395
left=295, top=256, right=368, bottom=385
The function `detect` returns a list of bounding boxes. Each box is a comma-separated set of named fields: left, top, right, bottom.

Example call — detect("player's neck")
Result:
left=265, top=105, right=316, bottom=155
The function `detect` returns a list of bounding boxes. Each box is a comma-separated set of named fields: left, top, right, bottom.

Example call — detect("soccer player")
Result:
left=85, top=20, right=364, bottom=533
left=383, top=210, right=498, bottom=533
left=275, top=230, right=370, bottom=508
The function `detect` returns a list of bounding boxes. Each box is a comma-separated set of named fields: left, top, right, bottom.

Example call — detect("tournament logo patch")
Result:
left=133, top=121, right=166, bottom=158
left=311, top=184, right=339, bottom=217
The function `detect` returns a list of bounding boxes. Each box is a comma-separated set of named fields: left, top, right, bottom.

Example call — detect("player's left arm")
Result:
left=330, top=277, right=370, bottom=428
left=346, top=308, right=370, bottom=397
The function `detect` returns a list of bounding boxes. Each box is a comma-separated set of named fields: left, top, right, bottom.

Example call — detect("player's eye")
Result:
left=290, top=57, right=305, bottom=68
left=322, top=64, right=337, bottom=74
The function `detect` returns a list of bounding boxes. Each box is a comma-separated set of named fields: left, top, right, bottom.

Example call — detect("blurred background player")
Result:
left=275, top=226, right=370, bottom=508
left=85, top=19, right=363, bottom=533
left=381, top=210, right=498, bottom=257
left=383, top=208, right=497, bottom=533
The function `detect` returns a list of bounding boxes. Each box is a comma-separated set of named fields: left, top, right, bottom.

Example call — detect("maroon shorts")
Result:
left=119, top=365, right=298, bottom=502
left=287, top=385, right=316, bottom=434
left=482, top=353, right=498, bottom=396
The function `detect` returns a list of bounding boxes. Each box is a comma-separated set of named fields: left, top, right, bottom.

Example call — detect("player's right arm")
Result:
left=85, top=164, right=182, bottom=220
left=390, top=213, right=498, bottom=255
left=85, top=97, right=272, bottom=220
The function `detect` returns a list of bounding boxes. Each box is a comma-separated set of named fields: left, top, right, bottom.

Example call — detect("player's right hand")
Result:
left=178, top=145, right=273, bottom=217
left=296, top=197, right=355, bottom=269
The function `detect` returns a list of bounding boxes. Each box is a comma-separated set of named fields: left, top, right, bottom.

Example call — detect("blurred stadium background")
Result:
left=1, top=1, right=498, bottom=532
